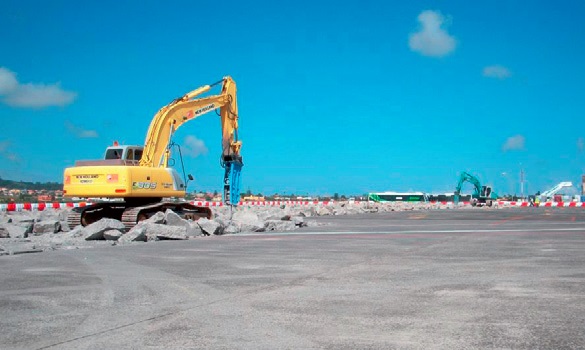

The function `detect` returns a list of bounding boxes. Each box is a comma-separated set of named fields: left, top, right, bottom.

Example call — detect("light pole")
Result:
left=520, top=167, right=525, bottom=200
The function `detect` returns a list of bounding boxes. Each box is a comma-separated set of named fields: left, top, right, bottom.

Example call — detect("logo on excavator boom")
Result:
left=194, top=104, right=215, bottom=116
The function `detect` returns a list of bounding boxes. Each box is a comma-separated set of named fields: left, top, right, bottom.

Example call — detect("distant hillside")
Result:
left=0, top=177, right=63, bottom=191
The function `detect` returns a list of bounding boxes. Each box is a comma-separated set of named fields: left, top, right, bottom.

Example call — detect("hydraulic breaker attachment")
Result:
left=223, top=158, right=243, bottom=206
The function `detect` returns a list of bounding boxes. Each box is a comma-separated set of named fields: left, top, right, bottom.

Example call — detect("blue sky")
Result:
left=1, top=0, right=584, bottom=196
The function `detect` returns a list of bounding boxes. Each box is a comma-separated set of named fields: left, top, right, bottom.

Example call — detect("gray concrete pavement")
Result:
left=1, top=208, right=585, bottom=349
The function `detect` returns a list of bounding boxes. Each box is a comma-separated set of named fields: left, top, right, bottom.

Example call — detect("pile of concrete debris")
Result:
left=0, top=201, right=485, bottom=255
left=0, top=204, right=312, bottom=255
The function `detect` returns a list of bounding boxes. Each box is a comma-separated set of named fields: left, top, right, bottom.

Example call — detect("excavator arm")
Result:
left=140, top=76, right=241, bottom=168
left=454, top=172, right=482, bottom=203
left=139, top=76, right=243, bottom=204
left=455, top=172, right=481, bottom=195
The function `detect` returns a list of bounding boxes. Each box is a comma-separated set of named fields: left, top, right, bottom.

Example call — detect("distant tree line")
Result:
left=0, top=177, right=63, bottom=191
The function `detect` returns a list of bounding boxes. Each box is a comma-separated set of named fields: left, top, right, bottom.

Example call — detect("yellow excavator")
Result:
left=63, top=76, right=243, bottom=230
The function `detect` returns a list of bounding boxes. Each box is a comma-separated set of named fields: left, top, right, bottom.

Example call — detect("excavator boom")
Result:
left=140, top=77, right=241, bottom=169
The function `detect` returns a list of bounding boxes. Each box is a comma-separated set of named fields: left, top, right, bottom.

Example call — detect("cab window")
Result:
left=105, top=148, right=123, bottom=159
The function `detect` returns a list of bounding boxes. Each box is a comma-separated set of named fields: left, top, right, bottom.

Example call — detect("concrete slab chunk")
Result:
left=142, top=223, right=188, bottom=240
left=187, top=222, right=204, bottom=237
left=83, top=218, right=126, bottom=241
left=197, top=218, right=223, bottom=236
left=103, top=229, right=124, bottom=241
left=6, top=224, right=29, bottom=238
left=264, top=220, right=297, bottom=232
left=32, top=220, right=61, bottom=235
left=3, top=242, right=43, bottom=255
left=119, top=224, right=147, bottom=243
left=145, top=211, right=165, bottom=224
left=232, top=211, right=265, bottom=232
left=292, top=216, right=306, bottom=227
left=164, top=210, right=191, bottom=229
left=0, top=224, right=8, bottom=238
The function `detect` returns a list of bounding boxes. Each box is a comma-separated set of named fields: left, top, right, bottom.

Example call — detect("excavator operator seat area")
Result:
left=105, top=148, right=123, bottom=160
left=480, top=186, right=492, bottom=198
left=104, top=145, right=144, bottom=165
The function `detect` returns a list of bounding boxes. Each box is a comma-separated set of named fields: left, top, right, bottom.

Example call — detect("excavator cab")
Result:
left=480, top=186, right=492, bottom=198
left=104, top=145, right=143, bottom=165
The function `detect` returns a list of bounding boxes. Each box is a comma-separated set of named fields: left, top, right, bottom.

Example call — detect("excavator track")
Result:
left=67, top=207, right=83, bottom=229
left=67, top=201, right=211, bottom=232
left=121, top=201, right=213, bottom=231
left=121, top=202, right=166, bottom=231
left=66, top=203, right=127, bottom=230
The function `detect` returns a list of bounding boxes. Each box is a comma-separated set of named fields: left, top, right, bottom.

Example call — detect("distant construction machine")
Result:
left=454, top=171, right=498, bottom=207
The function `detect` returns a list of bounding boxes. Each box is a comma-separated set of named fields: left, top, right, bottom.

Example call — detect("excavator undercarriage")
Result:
left=67, top=199, right=212, bottom=232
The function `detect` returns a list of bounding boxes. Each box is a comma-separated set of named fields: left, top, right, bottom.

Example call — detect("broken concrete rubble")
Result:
left=37, top=208, right=62, bottom=222
left=32, top=220, right=61, bottom=235
left=264, top=220, right=296, bottom=232
left=231, top=211, right=265, bottom=232
left=145, top=211, right=166, bottom=224
left=118, top=224, right=147, bottom=243
left=103, top=229, right=124, bottom=241
left=9, top=214, right=35, bottom=224
left=5, top=224, right=28, bottom=238
left=1, top=201, right=489, bottom=254
left=82, top=218, right=126, bottom=241
left=223, top=224, right=239, bottom=234
left=12, top=220, right=34, bottom=235
left=0, top=223, right=33, bottom=238
left=186, top=222, right=202, bottom=237
left=255, top=207, right=288, bottom=221
left=292, top=216, right=306, bottom=227
left=142, top=223, right=188, bottom=240
left=0, top=225, right=8, bottom=238
left=4, top=242, right=43, bottom=255
left=164, top=210, right=189, bottom=228
left=59, top=221, right=71, bottom=232
left=197, top=217, right=223, bottom=236
left=0, top=238, right=43, bottom=255
left=316, top=206, right=332, bottom=216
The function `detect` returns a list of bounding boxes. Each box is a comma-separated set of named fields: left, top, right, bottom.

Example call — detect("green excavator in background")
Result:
left=454, top=171, right=498, bottom=207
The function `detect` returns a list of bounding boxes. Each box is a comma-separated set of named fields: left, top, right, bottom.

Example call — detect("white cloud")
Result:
left=182, top=135, right=208, bottom=157
left=0, top=67, right=77, bottom=108
left=65, top=121, right=99, bottom=138
left=409, top=10, right=457, bottom=57
left=578, top=137, right=584, bottom=152
left=483, top=65, right=511, bottom=79
left=0, top=140, right=20, bottom=162
left=0, top=68, right=18, bottom=95
left=502, top=135, right=525, bottom=151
